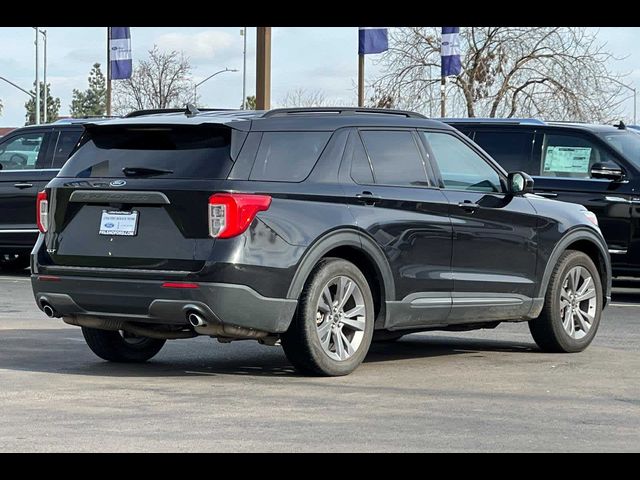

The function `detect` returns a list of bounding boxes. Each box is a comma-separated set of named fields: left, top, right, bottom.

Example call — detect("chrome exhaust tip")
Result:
left=187, top=312, right=207, bottom=327
left=42, top=303, right=56, bottom=318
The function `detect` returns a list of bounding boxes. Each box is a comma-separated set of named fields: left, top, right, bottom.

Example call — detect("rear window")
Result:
left=249, top=131, right=330, bottom=182
left=58, top=125, right=238, bottom=179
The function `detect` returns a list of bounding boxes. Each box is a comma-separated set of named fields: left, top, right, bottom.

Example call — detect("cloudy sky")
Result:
left=0, top=27, right=639, bottom=126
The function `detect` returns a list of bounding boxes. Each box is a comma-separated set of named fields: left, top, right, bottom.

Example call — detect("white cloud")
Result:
left=155, top=30, right=237, bottom=62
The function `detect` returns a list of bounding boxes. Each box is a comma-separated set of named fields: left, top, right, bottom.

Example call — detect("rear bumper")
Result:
left=31, top=275, right=298, bottom=334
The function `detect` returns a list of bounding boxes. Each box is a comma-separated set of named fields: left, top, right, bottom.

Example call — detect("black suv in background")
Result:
left=0, top=119, right=102, bottom=271
left=31, top=107, right=611, bottom=376
left=445, top=118, right=640, bottom=278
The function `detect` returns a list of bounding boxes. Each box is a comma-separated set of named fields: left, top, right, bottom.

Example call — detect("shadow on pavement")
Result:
left=0, top=327, right=536, bottom=379
left=0, top=268, right=30, bottom=278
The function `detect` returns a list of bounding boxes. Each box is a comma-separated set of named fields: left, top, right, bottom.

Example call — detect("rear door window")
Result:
left=359, top=130, right=428, bottom=186
left=249, top=131, right=331, bottom=182
left=59, top=125, right=236, bottom=179
left=472, top=130, right=536, bottom=174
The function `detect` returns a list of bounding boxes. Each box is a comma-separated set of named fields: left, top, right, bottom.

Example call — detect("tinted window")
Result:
left=472, top=130, right=535, bottom=173
left=423, top=131, right=502, bottom=193
left=599, top=131, right=640, bottom=168
left=59, top=125, right=235, bottom=179
left=51, top=130, right=83, bottom=168
left=346, top=131, right=374, bottom=184
left=250, top=131, right=330, bottom=182
left=360, top=130, right=428, bottom=186
left=542, top=133, right=615, bottom=179
left=0, top=132, right=48, bottom=170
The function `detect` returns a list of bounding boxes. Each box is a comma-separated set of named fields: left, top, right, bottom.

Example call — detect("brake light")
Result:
left=208, top=193, right=272, bottom=239
left=37, top=191, right=48, bottom=233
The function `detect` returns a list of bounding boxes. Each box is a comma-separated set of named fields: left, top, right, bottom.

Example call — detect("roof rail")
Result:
left=53, top=116, right=118, bottom=124
left=124, top=107, right=235, bottom=118
left=263, top=107, right=427, bottom=119
left=442, top=117, right=546, bottom=126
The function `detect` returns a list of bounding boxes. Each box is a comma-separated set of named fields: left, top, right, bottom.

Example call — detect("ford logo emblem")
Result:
left=110, top=180, right=127, bottom=187
left=104, top=223, right=115, bottom=228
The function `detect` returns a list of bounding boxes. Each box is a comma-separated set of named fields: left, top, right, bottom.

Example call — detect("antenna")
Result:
left=185, top=104, right=200, bottom=117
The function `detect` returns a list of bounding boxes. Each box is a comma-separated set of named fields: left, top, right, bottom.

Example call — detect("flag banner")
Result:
left=359, top=27, right=388, bottom=55
left=109, top=27, right=132, bottom=80
left=441, top=27, right=461, bottom=77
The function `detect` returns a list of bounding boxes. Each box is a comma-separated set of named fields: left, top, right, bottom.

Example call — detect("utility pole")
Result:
left=106, top=27, right=112, bottom=116
left=256, top=27, right=271, bottom=110
left=241, top=27, right=247, bottom=109
left=34, top=27, right=40, bottom=125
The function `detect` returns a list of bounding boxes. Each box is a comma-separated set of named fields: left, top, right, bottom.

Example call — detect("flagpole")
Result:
left=106, top=27, right=112, bottom=116
left=358, top=53, right=365, bottom=107
left=440, top=75, right=446, bottom=117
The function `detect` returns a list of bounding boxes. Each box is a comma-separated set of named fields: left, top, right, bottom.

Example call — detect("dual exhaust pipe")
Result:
left=41, top=302, right=59, bottom=318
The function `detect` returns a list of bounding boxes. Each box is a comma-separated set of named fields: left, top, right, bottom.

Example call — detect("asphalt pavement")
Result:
left=0, top=269, right=638, bottom=452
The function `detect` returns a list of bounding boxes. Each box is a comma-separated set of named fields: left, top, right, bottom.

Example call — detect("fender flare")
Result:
left=286, top=228, right=396, bottom=302
left=536, top=227, right=611, bottom=301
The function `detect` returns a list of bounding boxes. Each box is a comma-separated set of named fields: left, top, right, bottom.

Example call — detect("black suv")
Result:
left=0, top=119, right=104, bottom=271
left=445, top=118, right=640, bottom=278
left=31, top=107, right=611, bottom=376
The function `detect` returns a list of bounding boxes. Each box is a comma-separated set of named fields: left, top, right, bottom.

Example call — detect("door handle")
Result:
left=458, top=200, right=480, bottom=212
left=13, top=183, right=33, bottom=189
left=355, top=192, right=382, bottom=205
left=535, top=192, right=558, bottom=198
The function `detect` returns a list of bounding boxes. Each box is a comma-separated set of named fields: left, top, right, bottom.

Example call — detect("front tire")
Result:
left=281, top=258, right=375, bottom=376
left=81, top=327, right=166, bottom=363
left=529, top=250, right=603, bottom=353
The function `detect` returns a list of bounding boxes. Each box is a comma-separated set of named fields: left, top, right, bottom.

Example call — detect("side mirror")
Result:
left=591, top=162, right=624, bottom=181
left=508, top=171, right=534, bottom=195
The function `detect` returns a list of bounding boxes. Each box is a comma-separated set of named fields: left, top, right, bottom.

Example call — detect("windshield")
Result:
left=598, top=131, right=640, bottom=167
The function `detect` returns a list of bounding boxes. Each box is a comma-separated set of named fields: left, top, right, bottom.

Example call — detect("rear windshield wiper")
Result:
left=122, top=167, right=174, bottom=177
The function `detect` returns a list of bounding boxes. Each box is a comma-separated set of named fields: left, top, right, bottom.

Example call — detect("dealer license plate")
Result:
left=99, top=210, right=139, bottom=236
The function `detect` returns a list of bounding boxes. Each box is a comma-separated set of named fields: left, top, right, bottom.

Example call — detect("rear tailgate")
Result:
left=40, top=123, right=245, bottom=273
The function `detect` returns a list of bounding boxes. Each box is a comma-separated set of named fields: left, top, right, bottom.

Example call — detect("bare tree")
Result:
left=279, top=88, right=329, bottom=107
left=113, top=45, right=193, bottom=115
left=371, top=27, right=628, bottom=122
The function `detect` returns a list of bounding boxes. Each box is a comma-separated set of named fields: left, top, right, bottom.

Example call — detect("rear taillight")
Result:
left=37, top=191, right=48, bottom=233
left=208, top=193, right=272, bottom=239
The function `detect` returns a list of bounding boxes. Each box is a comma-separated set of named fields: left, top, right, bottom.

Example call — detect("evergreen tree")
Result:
left=70, top=63, right=107, bottom=117
left=24, top=82, right=60, bottom=125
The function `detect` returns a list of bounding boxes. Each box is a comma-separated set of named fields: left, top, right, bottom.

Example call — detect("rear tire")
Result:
left=281, top=258, right=375, bottom=376
left=0, top=253, right=30, bottom=272
left=81, top=327, right=166, bottom=363
left=529, top=250, right=603, bottom=353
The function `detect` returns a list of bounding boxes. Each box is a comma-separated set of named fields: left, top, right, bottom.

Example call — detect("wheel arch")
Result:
left=536, top=227, right=611, bottom=310
left=286, top=229, right=395, bottom=328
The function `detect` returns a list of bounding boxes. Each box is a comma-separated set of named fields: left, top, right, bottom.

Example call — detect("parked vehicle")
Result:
left=444, top=118, right=640, bottom=278
left=31, top=107, right=611, bottom=376
left=0, top=119, right=108, bottom=271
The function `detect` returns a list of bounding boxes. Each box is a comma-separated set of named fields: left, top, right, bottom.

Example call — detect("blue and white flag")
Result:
left=359, top=27, right=388, bottom=55
left=109, top=27, right=132, bottom=80
left=441, top=27, right=462, bottom=77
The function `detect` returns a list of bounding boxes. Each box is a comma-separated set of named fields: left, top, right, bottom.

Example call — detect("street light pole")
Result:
left=34, top=27, right=40, bottom=125
left=241, top=27, right=247, bottom=109
left=0, top=76, right=36, bottom=98
left=193, top=68, right=239, bottom=106
left=39, top=29, right=47, bottom=123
